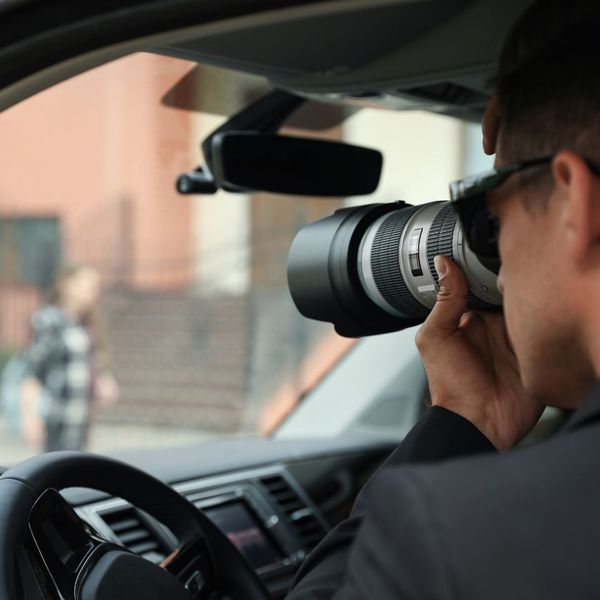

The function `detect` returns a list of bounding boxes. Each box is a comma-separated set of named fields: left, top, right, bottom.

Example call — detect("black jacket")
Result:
left=287, top=381, right=600, bottom=599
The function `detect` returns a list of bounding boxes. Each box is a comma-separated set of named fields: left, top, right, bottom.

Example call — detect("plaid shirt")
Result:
left=23, top=305, right=92, bottom=450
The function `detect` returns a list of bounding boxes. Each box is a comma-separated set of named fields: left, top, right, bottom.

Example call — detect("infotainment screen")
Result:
left=204, top=500, right=283, bottom=570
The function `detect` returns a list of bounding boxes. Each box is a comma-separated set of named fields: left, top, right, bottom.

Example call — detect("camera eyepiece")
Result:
left=287, top=201, right=501, bottom=337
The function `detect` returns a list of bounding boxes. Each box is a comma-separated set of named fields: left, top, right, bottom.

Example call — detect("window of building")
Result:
left=0, top=217, right=61, bottom=287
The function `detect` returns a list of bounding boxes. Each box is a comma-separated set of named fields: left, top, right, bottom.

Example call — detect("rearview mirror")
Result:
left=210, top=132, right=382, bottom=196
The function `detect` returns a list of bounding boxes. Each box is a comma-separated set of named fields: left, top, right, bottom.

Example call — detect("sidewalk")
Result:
left=0, top=418, right=220, bottom=466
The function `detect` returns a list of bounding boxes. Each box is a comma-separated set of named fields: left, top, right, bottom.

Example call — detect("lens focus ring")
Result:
left=426, top=204, right=456, bottom=279
left=426, top=204, right=494, bottom=310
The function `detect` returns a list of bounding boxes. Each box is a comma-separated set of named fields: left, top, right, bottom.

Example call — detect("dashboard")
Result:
left=77, top=465, right=323, bottom=598
left=4, top=418, right=564, bottom=598
left=62, top=436, right=395, bottom=599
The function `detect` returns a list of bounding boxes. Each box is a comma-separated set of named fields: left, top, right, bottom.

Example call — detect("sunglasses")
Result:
left=449, top=155, right=600, bottom=259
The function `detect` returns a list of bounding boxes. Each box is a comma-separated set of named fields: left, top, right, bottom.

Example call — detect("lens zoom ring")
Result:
left=371, top=207, right=430, bottom=318
left=427, top=204, right=492, bottom=310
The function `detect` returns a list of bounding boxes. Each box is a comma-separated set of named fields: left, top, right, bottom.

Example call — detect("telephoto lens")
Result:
left=287, top=201, right=501, bottom=337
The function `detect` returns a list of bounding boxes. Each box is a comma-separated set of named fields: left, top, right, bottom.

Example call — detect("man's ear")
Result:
left=552, top=150, right=600, bottom=267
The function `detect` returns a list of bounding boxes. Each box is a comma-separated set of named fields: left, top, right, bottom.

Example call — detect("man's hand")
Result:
left=94, top=372, right=120, bottom=409
left=415, top=255, right=544, bottom=450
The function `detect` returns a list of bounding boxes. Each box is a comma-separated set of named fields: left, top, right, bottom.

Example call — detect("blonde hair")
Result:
left=46, top=263, right=112, bottom=372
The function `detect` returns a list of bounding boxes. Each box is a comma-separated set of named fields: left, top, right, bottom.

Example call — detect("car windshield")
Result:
left=0, top=53, right=490, bottom=463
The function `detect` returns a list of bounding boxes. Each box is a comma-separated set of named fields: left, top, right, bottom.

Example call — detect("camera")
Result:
left=287, top=201, right=501, bottom=337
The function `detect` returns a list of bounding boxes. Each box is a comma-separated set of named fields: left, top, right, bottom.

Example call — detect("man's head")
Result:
left=495, top=1, right=600, bottom=163
left=487, top=0, right=600, bottom=406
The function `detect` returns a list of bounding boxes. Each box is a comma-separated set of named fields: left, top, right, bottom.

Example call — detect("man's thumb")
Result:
left=427, top=255, right=469, bottom=332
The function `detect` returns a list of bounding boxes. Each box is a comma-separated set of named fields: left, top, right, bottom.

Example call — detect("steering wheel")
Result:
left=0, top=451, right=271, bottom=600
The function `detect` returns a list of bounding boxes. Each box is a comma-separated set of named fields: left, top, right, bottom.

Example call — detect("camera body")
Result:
left=287, top=201, right=501, bottom=337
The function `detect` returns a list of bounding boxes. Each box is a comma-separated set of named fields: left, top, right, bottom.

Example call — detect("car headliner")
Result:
left=0, top=0, right=532, bottom=119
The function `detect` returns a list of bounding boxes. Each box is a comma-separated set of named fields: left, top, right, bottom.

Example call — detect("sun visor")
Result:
left=156, top=0, right=533, bottom=120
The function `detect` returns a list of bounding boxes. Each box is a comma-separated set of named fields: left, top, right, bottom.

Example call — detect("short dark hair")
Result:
left=496, top=0, right=600, bottom=164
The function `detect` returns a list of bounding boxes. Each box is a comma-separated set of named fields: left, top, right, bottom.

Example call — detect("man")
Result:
left=287, top=1, right=600, bottom=597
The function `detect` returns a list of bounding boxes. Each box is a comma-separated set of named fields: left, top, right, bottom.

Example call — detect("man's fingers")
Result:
left=481, top=311, right=519, bottom=366
left=420, top=256, right=469, bottom=339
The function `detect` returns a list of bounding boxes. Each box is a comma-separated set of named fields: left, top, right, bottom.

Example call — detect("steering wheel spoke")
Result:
left=28, top=488, right=116, bottom=600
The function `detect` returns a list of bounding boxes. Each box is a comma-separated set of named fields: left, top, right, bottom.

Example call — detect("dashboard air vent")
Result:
left=259, top=474, right=327, bottom=552
left=99, top=506, right=167, bottom=564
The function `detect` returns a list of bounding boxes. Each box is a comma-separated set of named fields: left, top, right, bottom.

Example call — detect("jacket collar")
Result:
left=562, top=380, right=600, bottom=432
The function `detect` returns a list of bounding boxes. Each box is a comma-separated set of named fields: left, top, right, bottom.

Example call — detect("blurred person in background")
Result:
left=20, top=263, right=119, bottom=452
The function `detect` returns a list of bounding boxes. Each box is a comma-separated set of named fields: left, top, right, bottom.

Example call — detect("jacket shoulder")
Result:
left=367, top=426, right=600, bottom=599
